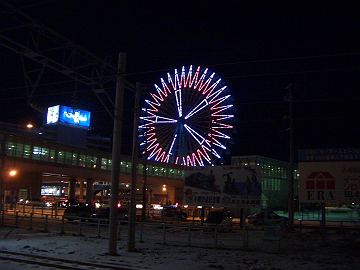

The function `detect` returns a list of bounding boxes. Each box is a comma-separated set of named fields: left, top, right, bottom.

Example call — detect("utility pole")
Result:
left=108, top=52, right=126, bottom=255
left=141, top=144, right=148, bottom=221
left=287, top=83, right=295, bottom=230
left=128, top=82, right=141, bottom=252
left=0, top=135, right=5, bottom=219
left=141, top=100, right=148, bottom=222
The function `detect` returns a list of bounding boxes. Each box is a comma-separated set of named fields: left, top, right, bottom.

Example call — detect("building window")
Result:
left=85, top=156, right=97, bottom=168
left=49, top=149, right=56, bottom=162
left=78, top=154, right=86, bottom=167
left=72, top=153, right=78, bottom=166
left=15, top=143, right=23, bottom=157
left=39, top=147, right=49, bottom=161
left=64, top=152, right=73, bottom=165
left=6, top=142, right=15, bottom=156
left=57, top=151, right=65, bottom=163
left=108, top=159, right=112, bottom=170
left=24, top=144, right=31, bottom=159
left=101, top=158, right=108, bottom=170
left=32, top=146, right=41, bottom=160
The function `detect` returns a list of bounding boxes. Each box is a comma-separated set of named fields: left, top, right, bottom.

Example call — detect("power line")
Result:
left=124, top=52, right=360, bottom=76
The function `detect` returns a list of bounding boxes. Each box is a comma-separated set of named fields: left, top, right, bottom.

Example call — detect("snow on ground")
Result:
left=0, top=227, right=359, bottom=270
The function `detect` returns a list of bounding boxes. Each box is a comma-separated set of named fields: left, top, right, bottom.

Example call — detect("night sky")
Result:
left=1, top=1, right=360, bottom=162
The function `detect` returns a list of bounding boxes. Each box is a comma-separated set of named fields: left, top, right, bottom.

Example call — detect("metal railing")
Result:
left=0, top=211, right=280, bottom=251
left=3, top=203, right=65, bottom=219
left=1, top=210, right=359, bottom=252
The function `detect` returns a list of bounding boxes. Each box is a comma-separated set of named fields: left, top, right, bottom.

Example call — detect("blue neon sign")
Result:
left=46, top=105, right=91, bottom=129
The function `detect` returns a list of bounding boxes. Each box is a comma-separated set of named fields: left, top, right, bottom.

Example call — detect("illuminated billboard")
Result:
left=41, top=185, right=61, bottom=196
left=46, top=105, right=91, bottom=129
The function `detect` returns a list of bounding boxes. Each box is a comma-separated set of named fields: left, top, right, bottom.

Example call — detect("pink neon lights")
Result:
left=139, top=65, right=234, bottom=166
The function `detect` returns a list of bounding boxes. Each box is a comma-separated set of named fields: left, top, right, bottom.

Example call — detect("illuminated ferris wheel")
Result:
left=139, top=65, right=234, bottom=166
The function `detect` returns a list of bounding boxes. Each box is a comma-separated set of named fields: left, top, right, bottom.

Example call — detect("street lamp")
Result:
left=8, top=169, right=17, bottom=177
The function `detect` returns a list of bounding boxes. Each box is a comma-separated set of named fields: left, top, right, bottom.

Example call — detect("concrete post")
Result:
left=108, top=52, right=126, bottom=256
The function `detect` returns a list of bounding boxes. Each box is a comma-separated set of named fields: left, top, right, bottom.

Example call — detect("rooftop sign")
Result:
left=46, top=105, right=91, bottom=129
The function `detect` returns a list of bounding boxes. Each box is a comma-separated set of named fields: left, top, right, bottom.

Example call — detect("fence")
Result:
left=0, top=211, right=286, bottom=252
left=1, top=209, right=359, bottom=252
left=3, top=203, right=65, bottom=219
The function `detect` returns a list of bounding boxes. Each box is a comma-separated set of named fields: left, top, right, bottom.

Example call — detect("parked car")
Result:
left=161, top=206, right=188, bottom=221
left=90, top=206, right=128, bottom=222
left=204, top=210, right=233, bottom=232
left=246, top=211, right=289, bottom=227
left=63, top=203, right=95, bottom=221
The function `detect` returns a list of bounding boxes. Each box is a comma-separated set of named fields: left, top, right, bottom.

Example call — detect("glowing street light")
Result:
left=26, top=123, right=34, bottom=129
left=8, top=169, right=17, bottom=177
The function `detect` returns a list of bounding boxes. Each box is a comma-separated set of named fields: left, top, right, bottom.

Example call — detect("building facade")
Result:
left=231, top=155, right=299, bottom=210
left=0, top=121, right=185, bottom=207
left=298, top=148, right=360, bottom=206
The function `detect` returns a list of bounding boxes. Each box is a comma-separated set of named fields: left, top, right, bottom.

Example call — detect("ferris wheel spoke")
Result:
left=155, top=116, right=178, bottom=124
left=184, top=98, right=209, bottom=120
left=168, top=133, right=178, bottom=155
left=175, top=88, right=183, bottom=118
left=183, top=124, right=206, bottom=146
left=140, top=115, right=178, bottom=124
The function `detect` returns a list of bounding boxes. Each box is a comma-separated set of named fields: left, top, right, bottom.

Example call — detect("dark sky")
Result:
left=1, top=1, right=360, bottom=162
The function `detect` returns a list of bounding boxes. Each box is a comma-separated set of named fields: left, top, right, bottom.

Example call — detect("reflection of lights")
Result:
left=136, top=204, right=143, bottom=209
left=162, top=184, right=167, bottom=192
left=26, top=123, right=34, bottom=129
left=9, top=170, right=17, bottom=177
